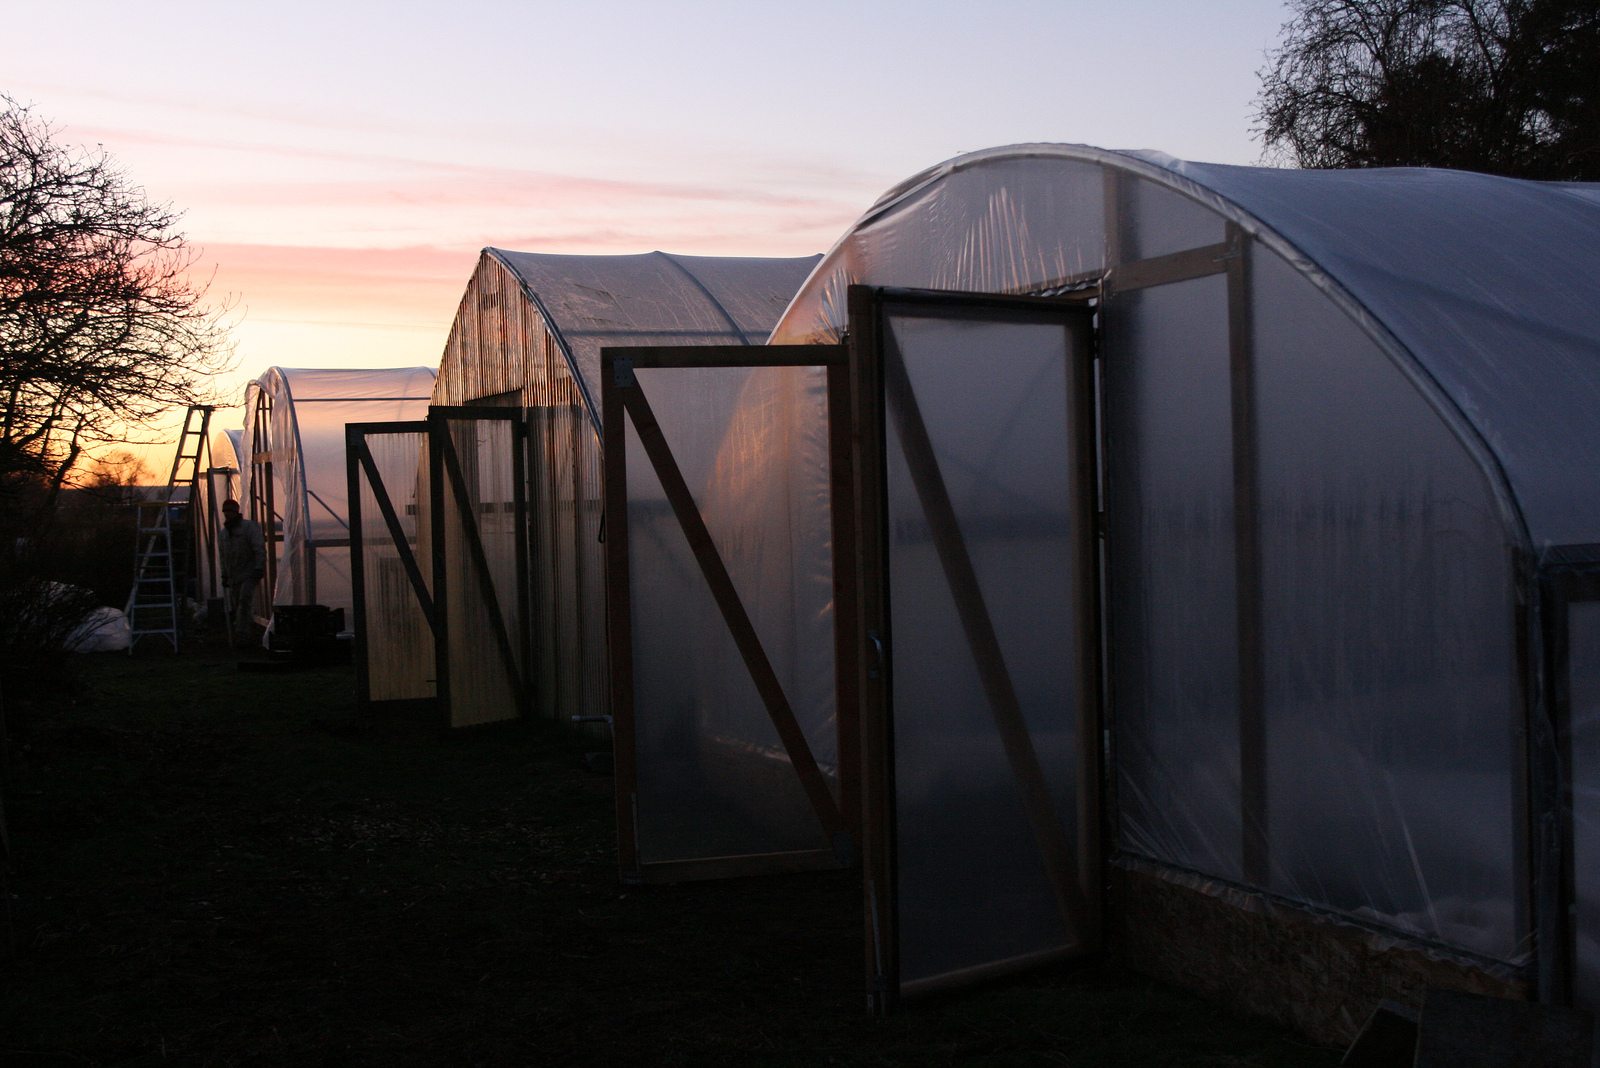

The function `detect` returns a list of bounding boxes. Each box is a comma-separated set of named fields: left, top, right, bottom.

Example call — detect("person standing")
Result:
left=219, top=499, right=265, bottom=646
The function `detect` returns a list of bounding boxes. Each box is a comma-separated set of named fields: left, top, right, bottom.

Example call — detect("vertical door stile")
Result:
left=849, top=286, right=899, bottom=1013
left=603, top=355, right=641, bottom=880
left=346, top=425, right=369, bottom=714
left=513, top=410, right=533, bottom=721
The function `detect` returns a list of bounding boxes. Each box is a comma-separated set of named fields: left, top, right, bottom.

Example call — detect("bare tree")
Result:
left=0, top=96, right=234, bottom=505
left=1255, top=0, right=1600, bottom=178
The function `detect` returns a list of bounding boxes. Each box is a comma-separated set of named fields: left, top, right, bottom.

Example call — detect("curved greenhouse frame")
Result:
left=193, top=428, right=247, bottom=611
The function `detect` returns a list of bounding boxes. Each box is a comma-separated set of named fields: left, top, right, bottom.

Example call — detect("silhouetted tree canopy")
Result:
left=0, top=96, right=232, bottom=502
left=1256, top=0, right=1600, bottom=178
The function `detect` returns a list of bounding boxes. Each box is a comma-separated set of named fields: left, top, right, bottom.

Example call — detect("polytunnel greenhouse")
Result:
left=601, top=143, right=1600, bottom=1041
left=348, top=248, right=820, bottom=729
left=240, top=366, right=435, bottom=636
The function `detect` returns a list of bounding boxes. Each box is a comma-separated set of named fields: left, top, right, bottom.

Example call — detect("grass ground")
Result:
left=1, top=643, right=1339, bottom=1066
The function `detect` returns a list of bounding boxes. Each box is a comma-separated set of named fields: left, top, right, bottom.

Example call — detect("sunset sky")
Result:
left=5, top=0, right=1290, bottom=476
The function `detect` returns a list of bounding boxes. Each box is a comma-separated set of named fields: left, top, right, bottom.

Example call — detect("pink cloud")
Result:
left=189, top=225, right=838, bottom=343
left=193, top=243, right=476, bottom=326
left=66, top=122, right=863, bottom=213
left=16, top=82, right=412, bottom=143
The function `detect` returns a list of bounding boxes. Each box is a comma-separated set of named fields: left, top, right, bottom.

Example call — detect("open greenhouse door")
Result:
left=347, top=420, right=435, bottom=714
left=603, top=344, right=857, bottom=884
left=848, top=286, right=1101, bottom=1012
left=348, top=408, right=531, bottom=727
left=429, top=407, right=533, bottom=729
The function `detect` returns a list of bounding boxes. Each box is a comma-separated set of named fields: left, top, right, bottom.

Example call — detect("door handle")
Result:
left=867, top=630, right=885, bottom=681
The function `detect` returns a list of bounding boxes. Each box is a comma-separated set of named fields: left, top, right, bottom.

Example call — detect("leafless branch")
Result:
left=0, top=96, right=237, bottom=495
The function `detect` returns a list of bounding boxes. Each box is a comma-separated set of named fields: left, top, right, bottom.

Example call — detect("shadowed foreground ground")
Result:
left=1, top=645, right=1337, bottom=1065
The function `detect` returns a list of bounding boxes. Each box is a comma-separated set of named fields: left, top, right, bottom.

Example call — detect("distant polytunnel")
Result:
left=240, top=366, right=436, bottom=633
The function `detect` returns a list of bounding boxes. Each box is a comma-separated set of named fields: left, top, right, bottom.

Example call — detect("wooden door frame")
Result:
left=428, top=406, right=533, bottom=729
left=602, top=343, right=858, bottom=884
left=1536, top=545, right=1600, bottom=1006
left=848, top=284, right=1103, bottom=1012
left=346, top=420, right=434, bottom=715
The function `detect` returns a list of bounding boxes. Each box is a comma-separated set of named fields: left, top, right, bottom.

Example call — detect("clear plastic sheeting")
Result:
left=695, top=365, right=839, bottom=770
left=240, top=367, right=434, bottom=629
left=530, top=403, right=593, bottom=721
left=1569, top=600, right=1600, bottom=1009
left=1105, top=274, right=1243, bottom=884
left=772, top=155, right=1106, bottom=346
left=775, top=143, right=1600, bottom=550
left=353, top=428, right=433, bottom=704
left=486, top=250, right=821, bottom=420
left=625, top=364, right=835, bottom=865
left=882, top=311, right=1093, bottom=987
left=1118, top=176, right=1225, bottom=262
left=1251, top=246, right=1521, bottom=959
left=434, top=415, right=525, bottom=728
left=1159, top=159, right=1600, bottom=550
left=432, top=249, right=818, bottom=723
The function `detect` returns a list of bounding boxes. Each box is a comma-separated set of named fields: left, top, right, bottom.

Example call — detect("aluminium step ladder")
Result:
left=125, top=405, right=214, bottom=652
left=127, top=501, right=180, bottom=651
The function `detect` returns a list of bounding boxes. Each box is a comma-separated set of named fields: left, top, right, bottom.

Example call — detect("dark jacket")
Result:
left=221, top=516, right=266, bottom=585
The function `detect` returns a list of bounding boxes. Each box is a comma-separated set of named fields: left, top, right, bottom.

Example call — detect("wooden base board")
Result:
left=1107, top=859, right=1529, bottom=1046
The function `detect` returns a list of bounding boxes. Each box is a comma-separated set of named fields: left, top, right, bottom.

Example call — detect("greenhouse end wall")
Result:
left=431, top=253, right=606, bottom=723
left=1103, top=234, right=1525, bottom=1042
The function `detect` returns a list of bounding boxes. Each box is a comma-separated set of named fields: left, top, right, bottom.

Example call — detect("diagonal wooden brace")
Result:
left=355, top=438, right=435, bottom=627
left=434, top=419, right=525, bottom=699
